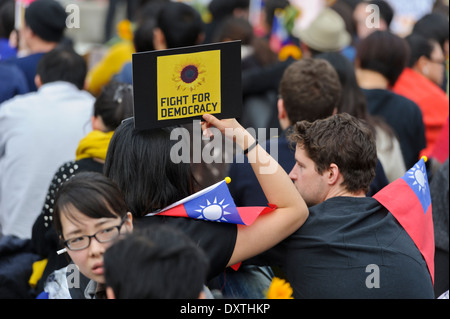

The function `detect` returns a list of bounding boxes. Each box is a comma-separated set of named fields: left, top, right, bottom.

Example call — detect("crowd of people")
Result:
left=0, top=0, right=448, bottom=299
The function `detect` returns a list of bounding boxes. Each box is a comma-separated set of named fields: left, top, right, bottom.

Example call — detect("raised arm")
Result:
left=201, top=114, right=309, bottom=267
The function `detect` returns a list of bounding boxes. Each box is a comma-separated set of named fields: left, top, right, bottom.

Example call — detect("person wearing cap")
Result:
left=0, top=0, right=67, bottom=93
left=241, top=6, right=352, bottom=105
left=294, top=7, right=351, bottom=58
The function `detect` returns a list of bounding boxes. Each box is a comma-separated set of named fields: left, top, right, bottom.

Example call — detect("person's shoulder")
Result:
left=6, top=52, right=44, bottom=68
left=310, top=196, right=381, bottom=212
left=0, top=90, right=39, bottom=113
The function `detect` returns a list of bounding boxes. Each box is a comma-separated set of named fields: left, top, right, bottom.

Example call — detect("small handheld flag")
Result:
left=146, top=178, right=276, bottom=226
left=373, top=157, right=435, bottom=283
left=146, top=178, right=276, bottom=271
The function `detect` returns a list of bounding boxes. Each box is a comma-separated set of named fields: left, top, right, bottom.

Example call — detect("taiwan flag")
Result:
left=270, top=9, right=290, bottom=53
left=146, top=179, right=276, bottom=226
left=373, top=158, right=435, bottom=283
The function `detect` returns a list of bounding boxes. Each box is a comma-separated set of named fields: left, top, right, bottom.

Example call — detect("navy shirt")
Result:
left=363, top=89, right=426, bottom=169
left=2, top=52, right=44, bottom=92
left=0, top=63, right=29, bottom=104
left=258, top=197, right=435, bottom=299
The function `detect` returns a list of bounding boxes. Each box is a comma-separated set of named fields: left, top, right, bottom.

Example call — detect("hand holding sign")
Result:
left=201, top=114, right=256, bottom=154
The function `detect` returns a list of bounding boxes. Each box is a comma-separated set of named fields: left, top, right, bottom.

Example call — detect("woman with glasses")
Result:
left=30, top=81, right=134, bottom=294
left=38, top=172, right=133, bottom=299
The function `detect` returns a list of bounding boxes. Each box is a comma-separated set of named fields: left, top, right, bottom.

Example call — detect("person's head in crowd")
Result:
left=35, top=47, right=87, bottom=90
left=413, top=12, right=449, bottom=58
left=278, top=58, right=341, bottom=130
left=0, top=0, right=15, bottom=41
left=316, top=51, right=397, bottom=151
left=213, top=16, right=253, bottom=45
left=135, top=0, right=168, bottom=25
left=52, top=172, right=133, bottom=284
left=330, top=0, right=358, bottom=44
left=133, top=0, right=168, bottom=53
left=21, top=0, right=67, bottom=53
left=104, top=119, right=197, bottom=217
left=154, top=1, right=205, bottom=50
left=316, top=52, right=367, bottom=119
left=214, top=16, right=278, bottom=68
left=208, top=0, right=250, bottom=21
left=104, top=224, right=209, bottom=299
left=92, top=82, right=134, bottom=133
left=405, top=33, right=446, bottom=87
left=355, top=30, right=409, bottom=88
left=133, top=19, right=156, bottom=53
left=288, top=113, right=377, bottom=207
left=293, top=7, right=351, bottom=58
left=353, top=0, right=394, bottom=40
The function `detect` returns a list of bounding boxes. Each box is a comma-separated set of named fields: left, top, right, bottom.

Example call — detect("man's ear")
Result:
left=125, top=212, right=133, bottom=232
left=277, top=98, right=286, bottom=121
left=415, top=55, right=429, bottom=75
left=34, top=74, right=42, bottom=89
left=153, top=28, right=167, bottom=50
left=327, top=163, right=340, bottom=186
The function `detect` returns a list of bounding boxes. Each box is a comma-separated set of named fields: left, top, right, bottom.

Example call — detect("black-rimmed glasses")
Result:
left=63, top=216, right=128, bottom=251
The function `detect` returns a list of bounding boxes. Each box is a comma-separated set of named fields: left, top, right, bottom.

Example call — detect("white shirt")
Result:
left=0, top=81, right=94, bottom=238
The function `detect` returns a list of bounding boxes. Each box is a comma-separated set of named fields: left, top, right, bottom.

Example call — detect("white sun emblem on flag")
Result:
left=407, top=163, right=427, bottom=193
left=196, top=197, right=232, bottom=222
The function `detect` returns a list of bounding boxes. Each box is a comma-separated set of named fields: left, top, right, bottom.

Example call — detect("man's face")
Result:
left=424, top=42, right=446, bottom=86
left=288, top=145, right=328, bottom=207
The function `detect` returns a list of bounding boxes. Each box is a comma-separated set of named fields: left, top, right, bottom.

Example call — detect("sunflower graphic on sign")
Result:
left=157, top=50, right=221, bottom=121
left=172, top=58, right=206, bottom=92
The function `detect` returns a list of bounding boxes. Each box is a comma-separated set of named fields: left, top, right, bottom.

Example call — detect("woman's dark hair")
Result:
left=133, top=18, right=156, bottom=52
left=0, top=0, right=14, bottom=38
left=94, top=81, right=134, bottom=131
left=53, top=172, right=129, bottom=237
left=369, top=0, right=394, bottom=27
left=104, top=119, right=197, bottom=217
left=316, top=52, right=398, bottom=151
left=157, top=1, right=205, bottom=48
left=356, top=30, right=409, bottom=87
left=213, top=16, right=254, bottom=45
left=104, top=224, right=209, bottom=299
left=404, top=33, right=435, bottom=68
left=413, top=12, right=449, bottom=53
left=208, top=0, right=249, bottom=20
left=316, top=52, right=367, bottom=118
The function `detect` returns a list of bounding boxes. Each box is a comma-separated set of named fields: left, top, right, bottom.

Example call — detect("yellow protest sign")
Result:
left=132, top=41, right=242, bottom=130
left=157, top=50, right=221, bottom=121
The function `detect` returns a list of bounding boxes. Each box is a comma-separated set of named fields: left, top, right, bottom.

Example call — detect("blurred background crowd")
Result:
left=0, top=0, right=449, bottom=299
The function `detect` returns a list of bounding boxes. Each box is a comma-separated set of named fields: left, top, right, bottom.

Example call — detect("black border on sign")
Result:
left=132, top=41, right=242, bottom=130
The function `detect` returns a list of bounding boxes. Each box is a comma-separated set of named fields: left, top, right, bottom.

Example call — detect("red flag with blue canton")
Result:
left=373, top=158, right=435, bottom=283
left=146, top=179, right=276, bottom=226
left=270, top=9, right=290, bottom=53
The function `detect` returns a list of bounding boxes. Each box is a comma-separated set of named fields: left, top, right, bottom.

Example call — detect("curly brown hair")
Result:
left=289, top=113, right=378, bottom=194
